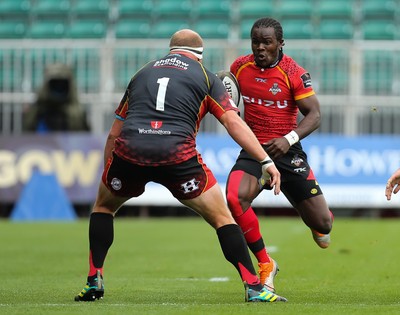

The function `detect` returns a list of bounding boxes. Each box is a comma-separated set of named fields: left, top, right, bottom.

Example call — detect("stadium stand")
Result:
left=281, top=18, right=314, bottom=39
left=278, top=0, right=314, bottom=18
left=318, top=18, right=354, bottom=39
left=319, top=49, right=350, bottom=94
left=70, top=0, right=110, bottom=16
left=193, top=19, right=230, bottom=39
left=115, top=19, right=151, bottom=39
left=70, top=49, right=101, bottom=93
left=361, top=20, right=397, bottom=40
left=150, top=19, right=190, bottom=38
left=0, top=20, right=27, bottom=39
left=238, top=0, right=275, bottom=20
left=317, top=0, right=354, bottom=18
left=239, top=18, right=256, bottom=39
left=28, top=20, right=67, bottom=38
left=1, top=0, right=400, bottom=136
left=68, top=20, right=107, bottom=38
left=0, top=0, right=31, bottom=17
left=153, top=0, right=192, bottom=18
left=31, top=0, right=70, bottom=16
left=361, top=0, right=397, bottom=18
left=363, top=50, right=395, bottom=95
left=194, top=0, right=231, bottom=18
left=117, top=0, right=154, bottom=18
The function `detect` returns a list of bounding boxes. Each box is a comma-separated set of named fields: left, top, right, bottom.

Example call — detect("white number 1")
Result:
left=156, top=77, right=170, bottom=111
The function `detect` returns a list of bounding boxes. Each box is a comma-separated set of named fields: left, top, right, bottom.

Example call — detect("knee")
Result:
left=226, top=190, right=242, bottom=217
left=226, top=191, right=250, bottom=218
left=319, top=221, right=332, bottom=235
left=318, top=214, right=333, bottom=234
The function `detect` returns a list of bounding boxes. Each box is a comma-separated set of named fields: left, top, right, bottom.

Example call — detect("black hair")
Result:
left=251, top=17, right=283, bottom=41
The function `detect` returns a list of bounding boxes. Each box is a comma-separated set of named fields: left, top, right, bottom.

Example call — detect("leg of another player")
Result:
left=180, top=184, right=262, bottom=288
left=180, top=183, right=287, bottom=302
left=225, top=170, right=279, bottom=292
left=75, top=182, right=130, bottom=301
left=226, top=170, right=272, bottom=263
left=88, top=182, right=130, bottom=276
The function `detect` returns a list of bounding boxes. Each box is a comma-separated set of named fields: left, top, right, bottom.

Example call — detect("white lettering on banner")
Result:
left=0, top=150, right=16, bottom=187
left=18, top=150, right=54, bottom=182
left=52, top=150, right=102, bottom=186
left=0, top=149, right=102, bottom=188
left=308, top=146, right=400, bottom=177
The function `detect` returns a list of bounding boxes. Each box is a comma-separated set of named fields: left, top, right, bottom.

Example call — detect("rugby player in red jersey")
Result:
left=225, top=17, right=334, bottom=293
left=74, top=29, right=287, bottom=303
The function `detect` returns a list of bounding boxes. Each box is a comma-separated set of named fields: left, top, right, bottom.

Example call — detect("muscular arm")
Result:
left=103, top=118, right=123, bottom=167
left=295, top=94, right=321, bottom=139
left=220, top=110, right=281, bottom=194
left=220, top=110, right=268, bottom=161
left=265, top=94, right=321, bottom=159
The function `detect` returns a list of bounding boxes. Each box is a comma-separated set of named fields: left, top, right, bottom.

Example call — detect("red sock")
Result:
left=235, top=208, right=270, bottom=263
left=227, top=170, right=270, bottom=264
left=89, top=251, right=103, bottom=277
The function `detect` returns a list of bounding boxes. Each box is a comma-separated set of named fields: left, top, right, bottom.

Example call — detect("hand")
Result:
left=259, top=160, right=281, bottom=195
left=385, top=168, right=400, bottom=200
left=264, top=137, right=291, bottom=159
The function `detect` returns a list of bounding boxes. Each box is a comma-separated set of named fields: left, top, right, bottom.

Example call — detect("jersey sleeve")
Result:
left=207, top=73, right=239, bottom=119
left=290, top=65, right=316, bottom=101
left=114, top=82, right=130, bottom=120
left=230, top=55, right=251, bottom=77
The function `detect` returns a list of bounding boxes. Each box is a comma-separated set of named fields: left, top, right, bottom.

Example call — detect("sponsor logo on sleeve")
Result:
left=301, top=72, right=312, bottom=88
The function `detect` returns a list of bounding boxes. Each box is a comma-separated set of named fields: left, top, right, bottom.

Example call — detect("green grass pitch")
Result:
left=0, top=216, right=399, bottom=315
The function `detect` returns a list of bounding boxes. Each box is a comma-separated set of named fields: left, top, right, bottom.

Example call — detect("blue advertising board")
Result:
left=1, top=134, right=400, bottom=208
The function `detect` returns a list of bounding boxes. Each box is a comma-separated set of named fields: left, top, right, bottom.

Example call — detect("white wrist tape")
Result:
left=283, top=130, right=299, bottom=146
left=259, top=157, right=274, bottom=186
left=260, top=157, right=274, bottom=167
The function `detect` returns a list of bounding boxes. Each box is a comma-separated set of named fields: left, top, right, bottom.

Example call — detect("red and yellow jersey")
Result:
left=231, top=53, right=315, bottom=143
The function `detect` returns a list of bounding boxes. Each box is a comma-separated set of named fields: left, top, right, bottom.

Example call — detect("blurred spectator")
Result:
left=23, top=63, right=90, bottom=132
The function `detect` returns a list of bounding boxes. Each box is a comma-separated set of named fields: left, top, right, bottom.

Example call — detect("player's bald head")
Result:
left=169, top=29, right=204, bottom=60
left=169, top=29, right=203, bottom=48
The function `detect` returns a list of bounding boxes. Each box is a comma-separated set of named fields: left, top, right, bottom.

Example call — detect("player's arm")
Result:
left=219, top=110, right=281, bottom=194
left=265, top=94, right=321, bottom=159
left=385, top=168, right=400, bottom=200
left=295, top=94, right=321, bottom=139
left=103, top=118, right=123, bottom=167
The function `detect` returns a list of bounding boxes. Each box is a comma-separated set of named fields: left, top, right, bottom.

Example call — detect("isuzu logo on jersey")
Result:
left=151, top=121, right=163, bottom=129
left=269, top=83, right=281, bottom=95
left=242, top=95, right=289, bottom=108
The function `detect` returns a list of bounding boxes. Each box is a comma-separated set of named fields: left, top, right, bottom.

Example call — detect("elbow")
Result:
left=315, top=115, right=321, bottom=130
left=309, top=110, right=321, bottom=130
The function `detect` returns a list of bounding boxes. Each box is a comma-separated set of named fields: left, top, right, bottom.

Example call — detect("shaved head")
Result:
left=169, top=29, right=203, bottom=48
left=169, top=29, right=204, bottom=60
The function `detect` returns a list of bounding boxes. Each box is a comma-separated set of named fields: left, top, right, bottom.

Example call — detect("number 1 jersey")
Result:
left=114, top=53, right=238, bottom=166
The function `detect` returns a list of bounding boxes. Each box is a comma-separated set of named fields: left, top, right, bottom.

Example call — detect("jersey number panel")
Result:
left=156, top=77, right=170, bottom=111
